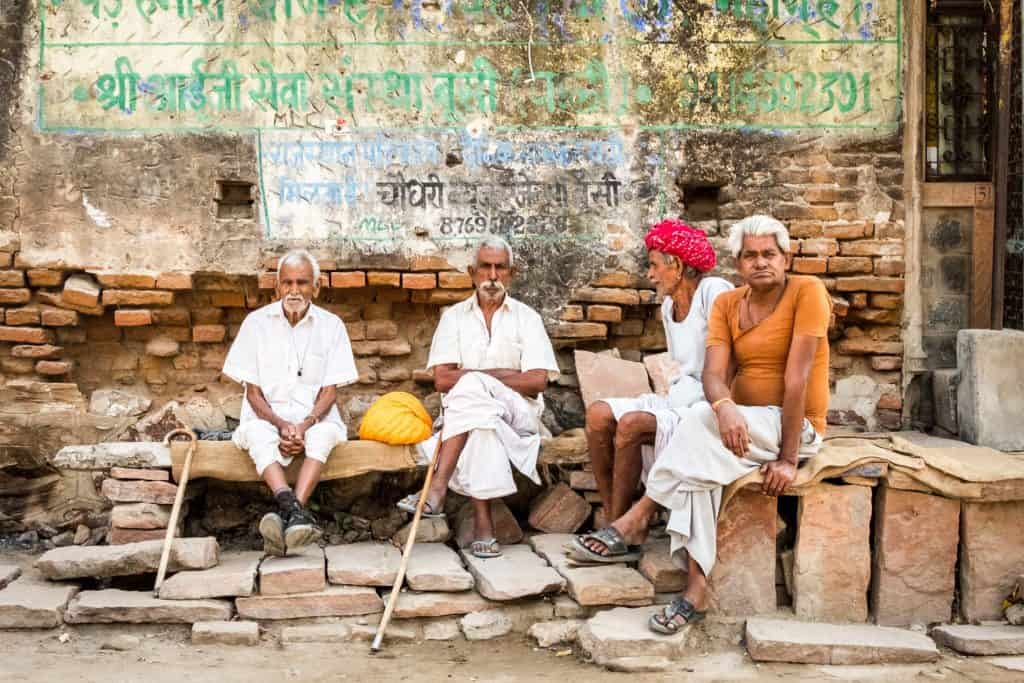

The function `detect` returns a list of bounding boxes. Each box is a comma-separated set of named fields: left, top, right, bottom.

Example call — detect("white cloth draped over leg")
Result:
left=417, top=372, right=543, bottom=500
left=232, top=418, right=347, bottom=476
left=645, top=402, right=821, bottom=578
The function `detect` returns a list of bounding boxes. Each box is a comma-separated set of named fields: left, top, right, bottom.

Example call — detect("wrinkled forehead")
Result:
left=475, top=246, right=511, bottom=268
left=279, top=260, right=315, bottom=281
left=741, top=234, right=785, bottom=253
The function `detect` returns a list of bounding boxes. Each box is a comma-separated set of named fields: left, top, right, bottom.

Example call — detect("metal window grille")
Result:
left=1003, top=0, right=1024, bottom=329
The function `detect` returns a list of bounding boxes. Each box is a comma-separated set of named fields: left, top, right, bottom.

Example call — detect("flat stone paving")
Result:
left=35, top=537, right=219, bottom=580
left=388, top=590, right=496, bottom=619
left=65, top=589, right=233, bottom=624
left=235, top=585, right=383, bottom=620
left=459, top=544, right=565, bottom=601
left=0, top=563, right=22, bottom=590
left=326, top=542, right=401, bottom=587
left=0, top=578, right=79, bottom=629
left=159, top=551, right=263, bottom=600
left=746, top=617, right=940, bottom=664
left=931, top=624, right=1024, bottom=656
left=192, top=621, right=259, bottom=646
left=576, top=606, right=693, bottom=666
left=528, top=533, right=654, bottom=607
left=258, top=546, right=326, bottom=596
left=406, top=543, right=474, bottom=592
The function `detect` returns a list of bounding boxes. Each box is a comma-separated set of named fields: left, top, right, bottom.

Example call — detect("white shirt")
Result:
left=661, top=276, right=734, bottom=409
left=426, top=293, right=560, bottom=412
left=223, top=302, right=358, bottom=427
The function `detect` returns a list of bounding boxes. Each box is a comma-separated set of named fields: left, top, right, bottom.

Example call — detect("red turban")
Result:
left=643, top=218, right=716, bottom=272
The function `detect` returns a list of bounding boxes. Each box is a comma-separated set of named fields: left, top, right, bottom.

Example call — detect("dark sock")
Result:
left=275, top=488, right=298, bottom=511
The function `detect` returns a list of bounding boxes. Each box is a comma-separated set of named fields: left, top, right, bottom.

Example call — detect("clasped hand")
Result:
left=278, top=421, right=308, bottom=456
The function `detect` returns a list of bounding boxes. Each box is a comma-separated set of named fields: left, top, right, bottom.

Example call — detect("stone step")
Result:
left=281, top=623, right=350, bottom=644
left=387, top=590, right=497, bottom=619
left=528, top=533, right=654, bottom=607
left=460, top=609, right=512, bottom=641
left=459, top=544, right=565, bottom=601
left=159, top=551, right=263, bottom=600
left=745, top=617, right=941, bottom=664
left=0, top=563, right=22, bottom=590
left=638, top=541, right=687, bottom=594
left=65, top=589, right=233, bottom=624
left=326, top=542, right=400, bottom=587
left=406, top=543, right=474, bottom=592
left=931, top=624, right=1024, bottom=656
left=0, top=579, right=79, bottom=628
left=258, top=546, right=325, bottom=596
left=576, top=606, right=694, bottom=666
left=192, top=620, right=260, bottom=646
left=235, top=585, right=383, bottom=620
left=36, top=537, right=219, bottom=580
left=110, top=503, right=172, bottom=530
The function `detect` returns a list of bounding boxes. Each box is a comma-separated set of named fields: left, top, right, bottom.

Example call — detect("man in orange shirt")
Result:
left=569, top=215, right=831, bottom=635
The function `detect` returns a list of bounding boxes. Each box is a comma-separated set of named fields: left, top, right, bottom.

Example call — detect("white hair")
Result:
left=727, top=215, right=791, bottom=258
left=473, top=236, right=514, bottom=268
left=277, top=249, right=321, bottom=284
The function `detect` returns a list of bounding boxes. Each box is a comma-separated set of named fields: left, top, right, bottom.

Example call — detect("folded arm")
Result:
left=433, top=364, right=549, bottom=398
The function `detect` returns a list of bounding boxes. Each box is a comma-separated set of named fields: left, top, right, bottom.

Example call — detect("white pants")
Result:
left=645, top=402, right=821, bottom=577
left=418, top=372, right=542, bottom=500
left=233, top=418, right=347, bottom=476
left=600, top=393, right=681, bottom=484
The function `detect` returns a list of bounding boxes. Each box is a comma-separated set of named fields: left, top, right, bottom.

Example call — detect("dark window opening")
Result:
left=216, top=180, right=255, bottom=219
left=682, top=184, right=721, bottom=222
left=925, top=0, right=997, bottom=181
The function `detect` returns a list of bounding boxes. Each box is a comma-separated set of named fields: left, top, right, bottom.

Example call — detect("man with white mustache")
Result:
left=397, top=237, right=559, bottom=558
left=223, top=249, right=358, bottom=556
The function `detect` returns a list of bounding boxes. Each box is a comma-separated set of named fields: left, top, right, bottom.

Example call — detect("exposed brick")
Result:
left=874, top=259, right=906, bottom=276
left=62, top=274, right=101, bottom=307
left=586, top=305, right=623, bottom=323
left=0, top=252, right=11, bottom=268
left=0, top=326, right=55, bottom=344
left=828, top=257, right=873, bottom=274
left=378, top=339, right=412, bottom=356
left=571, top=287, right=639, bottom=306
left=193, top=325, right=227, bottom=343
left=26, top=269, right=64, bottom=287
left=36, top=360, right=73, bottom=376
left=808, top=206, right=839, bottom=221
left=1, top=358, right=35, bottom=374
left=41, top=308, right=79, bottom=327
left=155, top=272, right=193, bottom=290
left=809, top=168, right=835, bottom=184
left=258, top=273, right=277, bottom=289
left=870, top=293, right=902, bottom=309
left=0, top=289, right=31, bottom=305
left=96, top=274, right=156, bottom=288
left=839, top=240, right=904, bottom=257
left=799, top=238, right=839, bottom=257
left=591, top=271, right=645, bottom=288
left=375, top=288, right=410, bottom=303
left=5, top=307, right=40, bottom=326
left=0, top=271, right=25, bottom=287
left=850, top=293, right=868, bottom=308
left=409, top=255, right=452, bottom=271
left=824, top=222, right=869, bottom=240
left=831, top=297, right=850, bottom=317
left=560, top=305, right=584, bottom=322
left=365, top=320, right=398, bottom=340
left=788, top=221, right=824, bottom=239
left=548, top=322, right=607, bottom=339
left=793, top=258, right=827, bottom=274
left=367, top=271, right=401, bottom=287
left=611, top=319, right=645, bottom=336
left=438, top=271, right=473, bottom=289
left=402, top=273, right=436, bottom=290
left=877, top=392, right=902, bottom=410
left=871, top=356, right=903, bottom=371
left=345, top=321, right=366, bottom=341
left=115, top=310, right=153, bottom=327
left=210, top=292, right=245, bottom=308
left=362, top=303, right=391, bottom=320
left=803, top=187, right=839, bottom=204
left=637, top=290, right=658, bottom=305
left=102, top=290, right=174, bottom=306
left=836, top=338, right=903, bottom=355
left=11, top=344, right=63, bottom=359
left=330, top=271, right=366, bottom=288
left=153, top=307, right=191, bottom=326
left=835, top=277, right=904, bottom=293
left=409, top=289, right=474, bottom=305
left=847, top=308, right=901, bottom=325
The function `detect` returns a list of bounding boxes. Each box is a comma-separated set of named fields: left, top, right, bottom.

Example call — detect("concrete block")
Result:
left=957, top=329, right=1024, bottom=449
left=871, top=487, right=959, bottom=626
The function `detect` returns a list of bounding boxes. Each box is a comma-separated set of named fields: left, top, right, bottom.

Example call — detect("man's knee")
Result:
left=614, top=411, right=656, bottom=448
left=585, top=401, right=616, bottom=436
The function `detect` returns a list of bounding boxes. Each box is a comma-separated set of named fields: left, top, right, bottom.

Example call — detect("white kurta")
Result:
left=421, top=294, right=560, bottom=500
left=645, top=402, right=822, bottom=577
left=600, top=276, right=733, bottom=479
left=223, top=302, right=359, bottom=475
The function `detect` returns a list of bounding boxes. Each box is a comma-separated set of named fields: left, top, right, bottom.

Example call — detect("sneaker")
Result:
left=283, top=501, right=322, bottom=551
left=259, top=512, right=286, bottom=557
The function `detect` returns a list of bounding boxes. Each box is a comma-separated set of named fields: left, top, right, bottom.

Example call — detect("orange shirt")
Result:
left=706, top=275, right=832, bottom=435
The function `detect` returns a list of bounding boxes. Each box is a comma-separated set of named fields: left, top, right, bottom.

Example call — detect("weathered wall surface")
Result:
left=0, top=0, right=907, bottom=528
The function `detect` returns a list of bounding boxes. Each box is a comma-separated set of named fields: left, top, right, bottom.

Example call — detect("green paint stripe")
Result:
left=256, top=129, right=272, bottom=238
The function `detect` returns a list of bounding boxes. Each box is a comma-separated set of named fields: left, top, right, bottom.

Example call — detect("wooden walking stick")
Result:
left=153, top=427, right=197, bottom=596
left=371, top=431, right=445, bottom=652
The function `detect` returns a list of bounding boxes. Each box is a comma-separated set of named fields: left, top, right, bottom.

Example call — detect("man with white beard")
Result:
left=396, top=237, right=559, bottom=558
left=223, top=249, right=358, bottom=556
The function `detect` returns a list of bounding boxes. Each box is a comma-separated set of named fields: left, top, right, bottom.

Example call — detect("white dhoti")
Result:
left=645, top=402, right=822, bottom=577
left=232, top=418, right=347, bottom=476
left=417, top=372, right=542, bottom=500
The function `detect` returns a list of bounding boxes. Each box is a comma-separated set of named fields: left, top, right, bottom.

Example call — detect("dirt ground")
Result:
left=0, top=624, right=1020, bottom=683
